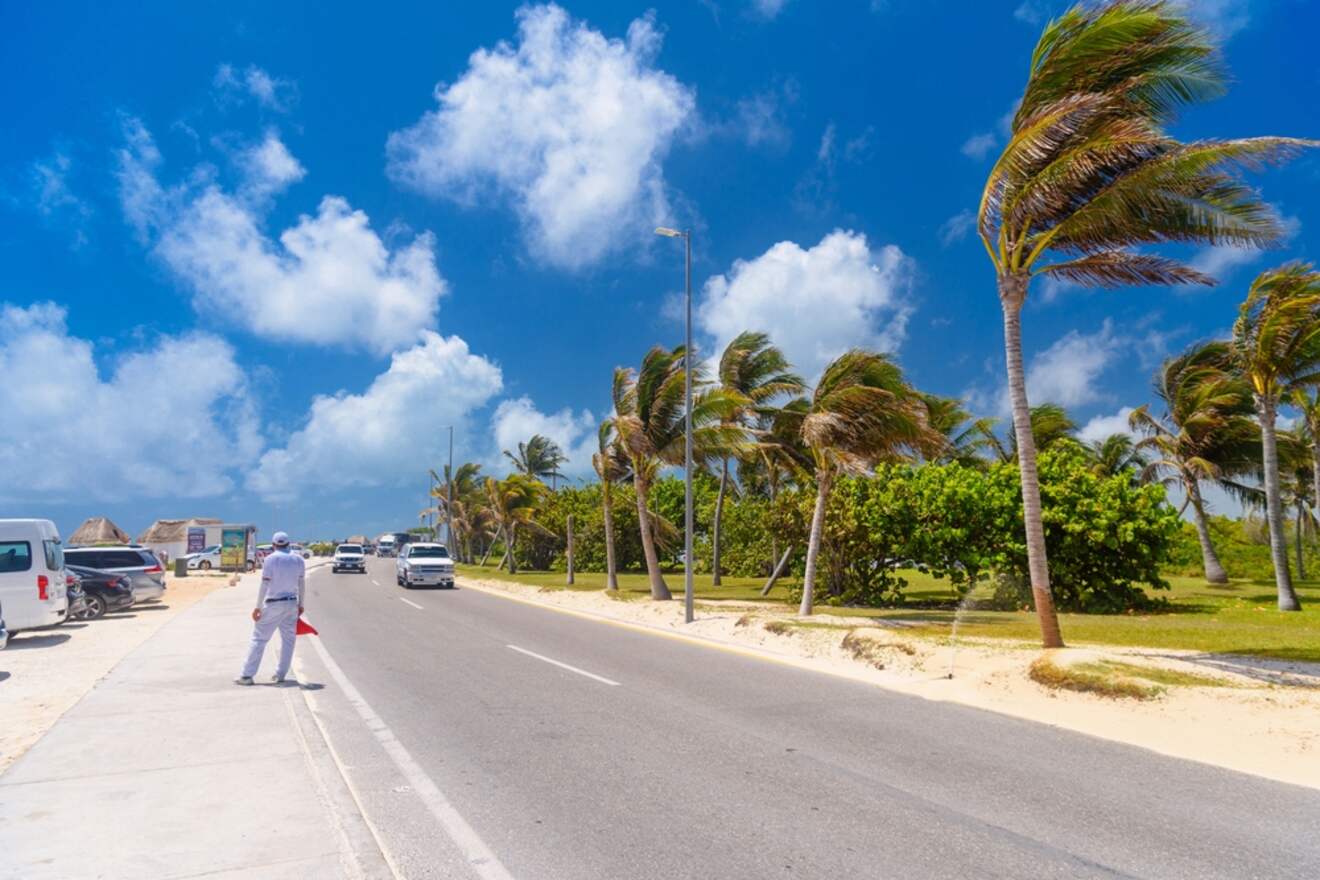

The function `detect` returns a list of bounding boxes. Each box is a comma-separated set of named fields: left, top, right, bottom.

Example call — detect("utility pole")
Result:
left=447, top=425, right=455, bottom=553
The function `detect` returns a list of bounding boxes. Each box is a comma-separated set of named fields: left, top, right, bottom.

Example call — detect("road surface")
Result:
left=293, top=557, right=1320, bottom=879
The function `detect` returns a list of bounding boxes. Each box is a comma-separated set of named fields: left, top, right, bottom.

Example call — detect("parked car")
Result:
left=0, top=519, right=70, bottom=632
left=332, top=543, right=366, bottom=574
left=0, top=606, right=8, bottom=650
left=291, top=543, right=312, bottom=560
left=185, top=545, right=222, bottom=570
left=63, top=571, right=89, bottom=620
left=396, top=543, right=454, bottom=589
left=63, top=546, right=165, bottom=602
left=66, top=564, right=135, bottom=619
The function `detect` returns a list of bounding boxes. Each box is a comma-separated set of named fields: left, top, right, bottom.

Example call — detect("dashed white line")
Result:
left=305, top=631, right=514, bottom=880
left=398, top=597, right=423, bottom=610
left=506, top=645, right=621, bottom=686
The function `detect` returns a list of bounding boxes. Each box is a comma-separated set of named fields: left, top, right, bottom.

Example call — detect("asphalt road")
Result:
left=294, top=557, right=1320, bottom=880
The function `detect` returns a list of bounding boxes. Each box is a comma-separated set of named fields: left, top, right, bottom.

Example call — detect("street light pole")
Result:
left=447, top=425, right=455, bottom=554
left=656, top=226, right=695, bottom=624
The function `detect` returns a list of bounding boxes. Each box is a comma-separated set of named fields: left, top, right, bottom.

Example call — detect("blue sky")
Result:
left=2, top=0, right=1317, bottom=541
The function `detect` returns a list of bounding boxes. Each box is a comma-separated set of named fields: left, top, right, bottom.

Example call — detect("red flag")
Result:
left=296, top=617, right=319, bottom=636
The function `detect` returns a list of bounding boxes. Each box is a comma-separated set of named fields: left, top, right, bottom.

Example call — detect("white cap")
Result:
left=272, top=531, right=290, bottom=546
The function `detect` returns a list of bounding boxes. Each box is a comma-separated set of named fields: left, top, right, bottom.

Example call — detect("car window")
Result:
left=44, top=539, right=64, bottom=570
left=408, top=547, right=448, bottom=558
left=0, top=541, right=33, bottom=573
left=65, top=549, right=102, bottom=568
left=338, top=545, right=362, bottom=553
left=103, top=551, right=147, bottom=568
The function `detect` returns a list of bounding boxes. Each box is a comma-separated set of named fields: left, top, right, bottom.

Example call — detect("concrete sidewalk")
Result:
left=0, top=570, right=392, bottom=880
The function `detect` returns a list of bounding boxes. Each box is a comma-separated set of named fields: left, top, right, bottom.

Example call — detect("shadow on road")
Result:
left=6, top=632, right=72, bottom=650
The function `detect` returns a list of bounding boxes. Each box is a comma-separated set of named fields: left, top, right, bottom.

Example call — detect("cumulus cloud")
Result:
left=697, top=230, right=913, bottom=380
left=248, top=332, right=503, bottom=500
left=960, top=132, right=998, bottom=160
left=0, top=302, right=259, bottom=501
left=1018, top=320, right=1124, bottom=413
left=117, top=119, right=445, bottom=355
left=213, top=63, right=298, bottom=111
left=386, top=4, right=695, bottom=270
left=1078, top=406, right=1135, bottom=444
left=490, top=396, right=596, bottom=478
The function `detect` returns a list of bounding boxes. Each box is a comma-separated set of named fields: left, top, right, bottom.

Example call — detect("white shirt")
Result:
left=257, top=548, right=305, bottom=607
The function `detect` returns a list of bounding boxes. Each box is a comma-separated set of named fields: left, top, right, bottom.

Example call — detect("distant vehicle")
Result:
left=0, top=519, right=70, bottom=632
left=291, top=543, right=312, bottom=560
left=332, top=544, right=366, bottom=574
left=67, top=565, right=135, bottom=619
left=64, top=546, right=166, bottom=602
left=396, top=543, right=454, bottom=589
left=377, top=536, right=397, bottom=558
left=186, top=545, right=222, bottom=570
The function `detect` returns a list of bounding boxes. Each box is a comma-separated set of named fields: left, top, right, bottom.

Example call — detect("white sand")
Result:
left=0, top=573, right=227, bottom=773
left=460, top=575, right=1320, bottom=790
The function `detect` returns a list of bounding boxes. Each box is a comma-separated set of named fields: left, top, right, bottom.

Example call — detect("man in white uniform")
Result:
left=235, top=531, right=305, bottom=686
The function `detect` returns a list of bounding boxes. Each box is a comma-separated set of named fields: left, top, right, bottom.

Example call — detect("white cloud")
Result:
left=751, top=0, right=790, bottom=19
left=248, top=332, right=503, bottom=501
left=0, top=302, right=259, bottom=501
left=939, top=209, right=976, bottom=246
left=1078, top=406, right=1135, bottom=444
left=697, top=230, right=913, bottom=380
left=213, top=63, right=297, bottom=111
left=29, top=151, right=92, bottom=247
left=735, top=89, right=791, bottom=149
left=385, top=4, right=695, bottom=270
left=1180, top=0, right=1252, bottom=39
left=117, top=120, right=445, bottom=355
left=960, top=132, right=998, bottom=160
left=1014, top=1, right=1052, bottom=25
left=1018, top=320, right=1124, bottom=413
left=490, top=396, right=596, bottom=478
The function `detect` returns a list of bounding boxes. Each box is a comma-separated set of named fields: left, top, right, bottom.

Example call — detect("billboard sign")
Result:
left=186, top=527, right=206, bottom=555
left=220, top=527, right=247, bottom=571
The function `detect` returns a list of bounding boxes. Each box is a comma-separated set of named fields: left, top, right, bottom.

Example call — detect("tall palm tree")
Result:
left=1088, top=433, right=1144, bottom=482
left=710, top=331, right=804, bottom=584
left=1277, top=428, right=1316, bottom=581
left=483, top=474, right=548, bottom=575
left=923, top=395, right=997, bottom=468
left=978, top=0, right=1308, bottom=645
left=611, top=345, right=745, bottom=599
left=504, top=435, right=568, bottom=487
left=798, top=351, right=939, bottom=615
left=1130, top=341, right=1260, bottom=584
left=978, top=403, right=1078, bottom=464
left=430, top=462, right=484, bottom=562
left=1232, top=263, right=1320, bottom=610
left=592, top=419, right=631, bottom=591
left=1290, top=388, right=1320, bottom=523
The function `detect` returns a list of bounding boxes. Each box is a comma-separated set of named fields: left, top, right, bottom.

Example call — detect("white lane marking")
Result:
left=306, top=632, right=514, bottom=880
left=506, top=645, right=621, bottom=687
left=398, top=597, right=423, bottom=610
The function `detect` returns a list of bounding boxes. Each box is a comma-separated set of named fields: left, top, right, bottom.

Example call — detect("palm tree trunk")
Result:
left=1256, top=395, right=1302, bottom=610
left=798, top=471, right=832, bottom=616
left=507, top=523, right=519, bottom=574
left=712, top=456, right=729, bottom=586
left=634, top=472, right=671, bottom=599
left=1296, top=498, right=1307, bottom=581
left=480, top=527, right=500, bottom=567
left=1000, top=275, right=1064, bottom=647
left=1312, top=439, right=1320, bottom=524
left=602, top=482, right=619, bottom=591
left=1186, top=479, right=1229, bottom=585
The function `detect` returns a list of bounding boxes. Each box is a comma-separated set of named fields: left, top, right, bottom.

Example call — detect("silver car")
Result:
left=63, top=546, right=166, bottom=602
left=396, top=543, right=454, bottom=589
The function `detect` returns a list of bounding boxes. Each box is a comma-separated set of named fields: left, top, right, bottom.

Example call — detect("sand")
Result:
left=459, top=575, right=1320, bottom=790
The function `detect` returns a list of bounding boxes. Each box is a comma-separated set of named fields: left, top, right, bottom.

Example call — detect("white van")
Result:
left=0, top=519, right=69, bottom=632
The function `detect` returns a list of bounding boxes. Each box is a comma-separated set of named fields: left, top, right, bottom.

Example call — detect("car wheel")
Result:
left=200, top=560, right=211, bottom=571
left=83, top=594, right=107, bottom=620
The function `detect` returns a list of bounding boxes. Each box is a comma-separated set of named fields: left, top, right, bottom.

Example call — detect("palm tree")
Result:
left=1232, top=263, right=1320, bottom=610
left=611, top=345, right=745, bottom=599
left=710, top=332, right=804, bottom=584
left=923, top=395, right=997, bottom=468
left=483, top=474, right=548, bottom=574
left=1278, top=428, right=1316, bottom=581
left=1089, top=433, right=1144, bottom=481
left=978, top=0, right=1308, bottom=645
left=504, top=435, right=568, bottom=487
left=430, top=462, right=484, bottom=562
left=592, top=419, right=631, bottom=591
left=1291, top=388, right=1320, bottom=524
left=979, top=403, right=1078, bottom=464
left=798, top=351, right=939, bottom=615
left=1130, top=342, right=1260, bottom=584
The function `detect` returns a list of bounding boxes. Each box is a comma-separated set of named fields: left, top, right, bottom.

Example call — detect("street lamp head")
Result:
left=654, top=226, right=684, bottom=238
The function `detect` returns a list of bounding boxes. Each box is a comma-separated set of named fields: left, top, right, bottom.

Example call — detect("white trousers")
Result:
left=241, top=600, right=298, bottom=679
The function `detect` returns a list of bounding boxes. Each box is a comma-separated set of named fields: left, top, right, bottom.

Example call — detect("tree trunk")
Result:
left=761, top=545, right=792, bottom=597
left=505, top=523, right=519, bottom=574
left=798, top=472, right=832, bottom=616
left=1256, top=395, right=1302, bottom=610
left=480, top=527, right=500, bottom=568
left=1000, top=275, right=1064, bottom=647
left=1186, top=479, right=1229, bottom=585
left=1312, top=438, right=1320, bottom=525
left=712, top=456, right=729, bottom=586
left=1296, top=499, right=1306, bottom=582
left=634, top=471, right=671, bottom=599
left=566, top=515, right=575, bottom=585
left=602, top=483, right=619, bottom=591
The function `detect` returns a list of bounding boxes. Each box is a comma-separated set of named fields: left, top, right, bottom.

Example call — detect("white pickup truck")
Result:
left=332, top=543, right=366, bottom=574
left=396, top=543, right=454, bottom=589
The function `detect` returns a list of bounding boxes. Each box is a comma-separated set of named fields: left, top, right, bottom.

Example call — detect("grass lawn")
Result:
left=457, top=562, right=1320, bottom=663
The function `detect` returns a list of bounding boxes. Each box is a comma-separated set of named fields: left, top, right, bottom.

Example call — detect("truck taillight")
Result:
left=38, top=575, right=49, bottom=601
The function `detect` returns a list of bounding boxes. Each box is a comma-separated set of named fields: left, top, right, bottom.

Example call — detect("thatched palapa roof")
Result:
left=69, top=516, right=131, bottom=545
left=136, top=518, right=223, bottom=544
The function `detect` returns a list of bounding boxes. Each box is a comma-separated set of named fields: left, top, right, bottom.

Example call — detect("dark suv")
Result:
left=63, top=546, right=166, bottom=602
